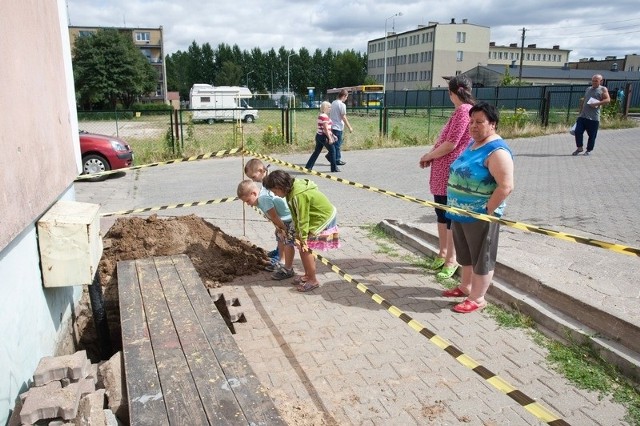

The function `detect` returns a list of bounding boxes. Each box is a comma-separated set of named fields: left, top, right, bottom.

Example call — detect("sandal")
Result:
left=453, top=299, right=487, bottom=313
left=429, top=257, right=445, bottom=270
left=442, top=286, right=466, bottom=297
left=293, top=275, right=308, bottom=285
left=296, top=281, right=320, bottom=292
left=436, top=265, right=459, bottom=280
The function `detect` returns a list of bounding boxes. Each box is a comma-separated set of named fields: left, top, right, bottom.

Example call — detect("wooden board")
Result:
left=118, top=255, right=285, bottom=425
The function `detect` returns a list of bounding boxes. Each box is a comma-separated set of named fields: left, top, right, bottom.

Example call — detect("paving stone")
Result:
left=33, top=350, right=91, bottom=386
left=20, top=381, right=81, bottom=423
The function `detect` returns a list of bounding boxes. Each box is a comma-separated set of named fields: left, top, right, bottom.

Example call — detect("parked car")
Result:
left=79, top=131, right=133, bottom=178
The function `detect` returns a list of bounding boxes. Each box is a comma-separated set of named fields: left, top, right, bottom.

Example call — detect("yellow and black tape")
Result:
left=100, top=197, right=238, bottom=217
left=310, top=249, right=570, bottom=425
left=243, top=150, right=640, bottom=257
left=75, top=148, right=242, bottom=181
left=244, top=205, right=568, bottom=424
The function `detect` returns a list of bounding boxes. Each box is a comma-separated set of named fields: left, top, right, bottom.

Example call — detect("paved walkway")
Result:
left=75, top=126, right=640, bottom=425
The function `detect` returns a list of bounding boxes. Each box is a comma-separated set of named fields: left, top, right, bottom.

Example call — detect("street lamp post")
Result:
left=287, top=53, right=295, bottom=107
left=383, top=12, right=402, bottom=102
left=246, top=70, right=255, bottom=89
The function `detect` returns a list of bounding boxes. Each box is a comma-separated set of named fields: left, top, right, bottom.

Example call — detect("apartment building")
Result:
left=367, top=18, right=490, bottom=90
left=69, top=26, right=167, bottom=103
left=488, top=43, right=571, bottom=68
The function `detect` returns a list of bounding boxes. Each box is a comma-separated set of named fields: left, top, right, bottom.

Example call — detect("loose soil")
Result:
left=75, top=214, right=268, bottom=359
left=72, top=214, right=332, bottom=424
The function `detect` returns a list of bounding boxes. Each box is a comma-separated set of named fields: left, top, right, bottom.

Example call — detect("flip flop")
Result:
left=296, top=281, right=320, bottom=292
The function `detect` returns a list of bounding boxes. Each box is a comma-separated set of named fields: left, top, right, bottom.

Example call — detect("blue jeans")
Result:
left=332, top=129, right=343, bottom=162
left=574, top=117, right=600, bottom=152
left=305, top=134, right=338, bottom=171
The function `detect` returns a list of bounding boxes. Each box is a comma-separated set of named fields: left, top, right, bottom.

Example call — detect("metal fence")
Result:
left=76, top=82, right=638, bottom=163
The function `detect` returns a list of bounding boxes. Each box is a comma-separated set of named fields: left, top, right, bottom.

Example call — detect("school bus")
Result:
left=326, top=85, right=384, bottom=108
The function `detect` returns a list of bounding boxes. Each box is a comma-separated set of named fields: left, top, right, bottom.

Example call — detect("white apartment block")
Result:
left=367, top=19, right=490, bottom=90
left=488, top=42, right=571, bottom=68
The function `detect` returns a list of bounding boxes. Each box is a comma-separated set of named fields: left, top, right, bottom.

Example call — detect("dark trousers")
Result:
left=574, top=116, right=600, bottom=152
left=305, top=134, right=338, bottom=171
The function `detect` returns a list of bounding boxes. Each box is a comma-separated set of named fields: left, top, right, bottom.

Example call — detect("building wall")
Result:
left=0, top=0, right=83, bottom=423
left=367, top=21, right=490, bottom=90
left=489, top=45, right=570, bottom=68
left=432, top=24, right=490, bottom=88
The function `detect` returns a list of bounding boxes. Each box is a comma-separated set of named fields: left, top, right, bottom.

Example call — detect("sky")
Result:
left=67, top=0, right=640, bottom=63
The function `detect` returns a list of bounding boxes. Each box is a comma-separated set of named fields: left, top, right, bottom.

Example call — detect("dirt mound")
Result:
left=76, top=214, right=268, bottom=359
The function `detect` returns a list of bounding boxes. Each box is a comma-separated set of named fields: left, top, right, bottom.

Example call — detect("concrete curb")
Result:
left=380, top=219, right=640, bottom=383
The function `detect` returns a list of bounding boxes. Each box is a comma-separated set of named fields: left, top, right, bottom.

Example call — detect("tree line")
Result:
left=166, top=42, right=372, bottom=102
left=71, top=28, right=372, bottom=110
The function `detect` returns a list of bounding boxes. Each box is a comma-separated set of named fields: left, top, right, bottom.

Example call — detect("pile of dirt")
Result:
left=76, top=214, right=269, bottom=359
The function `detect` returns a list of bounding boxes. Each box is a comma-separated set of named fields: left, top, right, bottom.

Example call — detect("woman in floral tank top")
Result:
left=419, top=75, right=475, bottom=280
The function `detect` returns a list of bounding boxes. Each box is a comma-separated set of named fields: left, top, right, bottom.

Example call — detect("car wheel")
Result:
left=244, top=115, right=255, bottom=123
left=82, top=154, right=110, bottom=181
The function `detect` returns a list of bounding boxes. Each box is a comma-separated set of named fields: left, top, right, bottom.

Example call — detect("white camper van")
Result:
left=189, top=84, right=259, bottom=123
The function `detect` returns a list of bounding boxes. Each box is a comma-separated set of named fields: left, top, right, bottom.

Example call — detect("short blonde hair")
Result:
left=237, top=179, right=258, bottom=198
left=320, top=101, right=331, bottom=114
left=244, top=158, right=265, bottom=177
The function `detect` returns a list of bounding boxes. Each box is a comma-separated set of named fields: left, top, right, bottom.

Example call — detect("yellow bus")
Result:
left=326, top=85, right=384, bottom=108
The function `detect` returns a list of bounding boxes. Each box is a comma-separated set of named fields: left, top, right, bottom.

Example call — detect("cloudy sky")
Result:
left=67, top=0, right=640, bottom=62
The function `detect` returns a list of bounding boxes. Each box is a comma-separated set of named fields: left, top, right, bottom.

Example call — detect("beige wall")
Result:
left=433, top=24, right=489, bottom=87
left=0, top=0, right=78, bottom=251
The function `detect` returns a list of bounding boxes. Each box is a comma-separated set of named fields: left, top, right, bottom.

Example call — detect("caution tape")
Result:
left=245, top=206, right=568, bottom=423
left=75, top=148, right=242, bottom=181
left=279, top=241, right=571, bottom=425
left=100, top=197, right=238, bottom=217
left=242, top=150, right=640, bottom=257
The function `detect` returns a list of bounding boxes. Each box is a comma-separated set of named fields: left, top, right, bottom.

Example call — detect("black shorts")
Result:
left=434, top=195, right=451, bottom=228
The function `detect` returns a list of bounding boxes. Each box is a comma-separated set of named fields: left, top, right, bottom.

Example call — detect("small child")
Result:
left=263, top=169, right=340, bottom=292
left=237, top=179, right=296, bottom=280
left=244, top=158, right=279, bottom=260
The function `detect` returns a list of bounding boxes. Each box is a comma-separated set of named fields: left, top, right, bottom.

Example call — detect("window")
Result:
left=78, top=30, right=95, bottom=38
left=456, top=32, right=466, bottom=43
left=456, top=51, right=464, bottom=62
left=136, top=32, right=151, bottom=42
left=200, top=97, right=210, bottom=102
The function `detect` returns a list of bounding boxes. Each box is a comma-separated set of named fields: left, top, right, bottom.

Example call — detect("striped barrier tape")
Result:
left=100, top=197, right=238, bottom=217
left=75, top=148, right=242, bottom=181
left=242, top=150, right=640, bottom=257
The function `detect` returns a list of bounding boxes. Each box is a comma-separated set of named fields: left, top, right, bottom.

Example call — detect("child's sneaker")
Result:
left=265, top=258, right=283, bottom=272
left=267, top=249, right=279, bottom=259
left=271, top=267, right=294, bottom=280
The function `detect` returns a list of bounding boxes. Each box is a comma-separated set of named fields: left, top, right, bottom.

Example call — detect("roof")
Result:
left=479, top=65, right=640, bottom=81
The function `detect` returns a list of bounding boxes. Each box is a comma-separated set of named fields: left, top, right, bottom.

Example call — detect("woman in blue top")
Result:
left=443, top=102, right=514, bottom=313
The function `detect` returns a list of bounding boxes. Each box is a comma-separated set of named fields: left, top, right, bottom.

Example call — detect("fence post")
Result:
left=542, top=91, right=551, bottom=127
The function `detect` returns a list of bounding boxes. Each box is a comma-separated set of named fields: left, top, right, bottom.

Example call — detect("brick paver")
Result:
left=76, top=126, right=640, bottom=425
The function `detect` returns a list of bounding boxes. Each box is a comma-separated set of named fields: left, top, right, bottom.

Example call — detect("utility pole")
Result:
left=518, top=27, right=526, bottom=84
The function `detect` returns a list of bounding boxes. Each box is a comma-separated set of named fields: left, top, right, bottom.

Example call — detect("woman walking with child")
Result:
left=305, top=101, right=340, bottom=173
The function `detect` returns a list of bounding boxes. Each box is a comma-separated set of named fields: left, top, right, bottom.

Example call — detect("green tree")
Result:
left=216, top=61, right=243, bottom=86
left=72, top=28, right=156, bottom=109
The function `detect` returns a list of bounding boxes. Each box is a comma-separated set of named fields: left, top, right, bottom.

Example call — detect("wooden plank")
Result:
left=171, top=254, right=286, bottom=425
left=135, top=258, right=210, bottom=426
left=117, top=260, right=169, bottom=426
left=152, top=256, right=247, bottom=425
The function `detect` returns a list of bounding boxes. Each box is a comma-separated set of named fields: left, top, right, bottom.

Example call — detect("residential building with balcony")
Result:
left=367, top=18, right=490, bottom=90
left=69, top=25, right=167, bottom=103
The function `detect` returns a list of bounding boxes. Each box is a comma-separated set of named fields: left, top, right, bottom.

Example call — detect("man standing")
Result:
left=572, top=74, right=610, bottom=156
left=329, top=89, right=354, bottom=165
